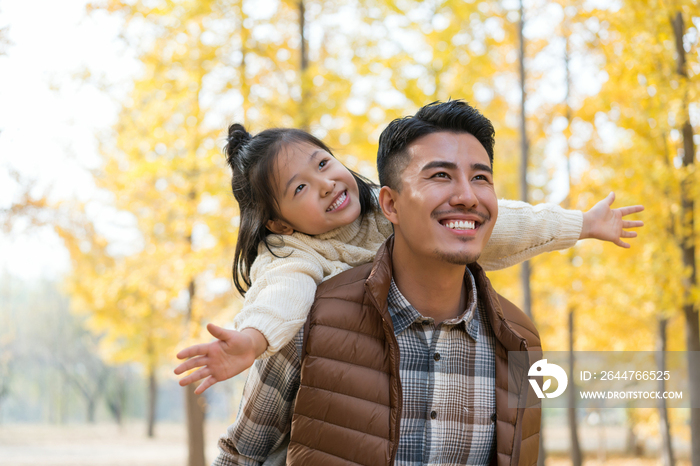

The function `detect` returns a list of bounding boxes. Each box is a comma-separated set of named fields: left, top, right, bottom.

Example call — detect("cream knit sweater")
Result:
left=234, top=200, right=582, bottom=358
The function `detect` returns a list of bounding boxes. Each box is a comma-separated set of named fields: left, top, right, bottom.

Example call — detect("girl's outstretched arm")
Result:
left=175, top=241, right=325, bottom=393
left=579, top=192, right=643, bottom=247
left=175, top=325, right=268, bottom=395
left=482, top=193, right=643, bottom=271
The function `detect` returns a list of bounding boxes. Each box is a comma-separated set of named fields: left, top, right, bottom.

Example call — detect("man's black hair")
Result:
left=376, top=100, right=495, bottom=190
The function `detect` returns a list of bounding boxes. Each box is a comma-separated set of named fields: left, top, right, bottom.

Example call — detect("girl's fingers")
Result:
left=618, top=205, right=644, bottom=216
left=622, top=220, right=644, bottom=228
left=207, top=323, right=229, bottom=339
left=174, top=356, right=208, bottom=375
left=176, top=343, right=210, bottom=360
left=195, top=376, right=217, bottom=395
left=620, top=231, right=637, bottom=238
left=179, top=366, right=210, bottom=387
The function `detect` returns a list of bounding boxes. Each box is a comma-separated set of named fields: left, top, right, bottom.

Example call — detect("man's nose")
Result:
left=449, top=181, right=478, bottom=208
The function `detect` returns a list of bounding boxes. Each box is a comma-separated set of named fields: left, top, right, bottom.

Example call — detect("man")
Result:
left=213, top=101, right=635, bottom=466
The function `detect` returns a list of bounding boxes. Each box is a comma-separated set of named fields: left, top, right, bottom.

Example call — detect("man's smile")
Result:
left=433, top=209, right=489, bottom=234
left=441, top=219, right=476, bottom=230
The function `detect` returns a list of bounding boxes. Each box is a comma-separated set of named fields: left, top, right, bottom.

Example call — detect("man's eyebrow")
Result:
left=420, top=160, right=493, bottom=175
left=472, top=163, right=493, bottom=174
left=284, top=150, right=322, bottom=195
left=420, top=160, right=458, bottom=172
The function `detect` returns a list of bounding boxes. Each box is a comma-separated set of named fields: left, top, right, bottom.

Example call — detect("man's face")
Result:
left=382, top=131, right=498, bottom=266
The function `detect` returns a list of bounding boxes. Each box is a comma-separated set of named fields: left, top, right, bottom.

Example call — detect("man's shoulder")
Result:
left=314, top=261, right=374, bottom=299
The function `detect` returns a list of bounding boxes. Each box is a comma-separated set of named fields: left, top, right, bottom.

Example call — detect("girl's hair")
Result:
left=225, top=123, right=377, bottom=296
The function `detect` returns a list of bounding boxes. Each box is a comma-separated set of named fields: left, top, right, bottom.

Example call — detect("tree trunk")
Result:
left=0, top=362, right=11, bottom=425
left=625, top=418, right=638, bottom=456
left=238, top=1, right=250, bottom=122
left=108, top=398, right=123, bottom=426
left=568, top=310, right=582, bottom=466
left=87, top=398, right=96, bottom=424
left=186, top=383, right=206, bottom=466
left=537, top=415, right=545, bottom=466
left=685, top=306, right=700, bottom=466
left=517, top=0, right=532, bottom=322
left=184, top=278, right=206, bottom=466
left=147, top=363, right=157, bottom=437
left=59, top=375, right=67, bottom=424
left=107, top=369, right=126, bottom=427
left=671, top=13, right=700, bottom=466
left=299, top=1, right=308, bottom=74
left=658, top=318, right=675, bottom=466
left=298, top=0, right=309, bottom=131
left=561, top=32, right=581, bottom=466
left=597, top=409, right=606, bottom=463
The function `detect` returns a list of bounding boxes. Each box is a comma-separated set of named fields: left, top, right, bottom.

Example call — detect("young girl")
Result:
left=174, top=123, right=642, bottom=394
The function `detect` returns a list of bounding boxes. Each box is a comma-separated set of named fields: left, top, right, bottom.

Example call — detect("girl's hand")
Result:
left=580, top=192, right=644, bottom=248
left=174, top=325, right=269, bottom=394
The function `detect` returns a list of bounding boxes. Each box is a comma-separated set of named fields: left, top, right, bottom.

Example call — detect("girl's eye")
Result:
left=319, top=159, right=328, bottom=169
left=294, top=184, right=305, bottom=195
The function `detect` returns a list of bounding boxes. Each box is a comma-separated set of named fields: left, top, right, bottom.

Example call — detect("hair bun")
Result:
left=225, top=123, right=252, bottom=169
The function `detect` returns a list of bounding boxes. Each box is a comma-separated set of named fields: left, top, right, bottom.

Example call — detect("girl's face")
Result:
left=267, top=141, right=362, bottom=236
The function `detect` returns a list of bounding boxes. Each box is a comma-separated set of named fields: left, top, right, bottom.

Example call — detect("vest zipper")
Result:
left=367, top=289, right=402, bottom=465
left=510, top=338, right=529, bottom=466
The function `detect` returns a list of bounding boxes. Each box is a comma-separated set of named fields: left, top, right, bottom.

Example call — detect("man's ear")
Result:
left=378, top=186, right=399, bottom=225
left=266, top=219, right=294, bottom=235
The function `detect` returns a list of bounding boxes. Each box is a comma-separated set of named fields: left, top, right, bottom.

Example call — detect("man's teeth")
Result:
left=444, top=220, right=476, bottom=230
left=327, top=192, right=347, bottom=211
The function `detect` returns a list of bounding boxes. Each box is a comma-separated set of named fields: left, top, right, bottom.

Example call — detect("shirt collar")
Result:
left=386, top=267, right=481, bottom=340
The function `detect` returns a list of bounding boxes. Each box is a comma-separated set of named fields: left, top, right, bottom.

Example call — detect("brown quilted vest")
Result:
left=288, top=238, right=543, bottom=466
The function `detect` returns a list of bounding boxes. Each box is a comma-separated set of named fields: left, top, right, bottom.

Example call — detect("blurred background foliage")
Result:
left=2, top=0, right=700, bottom=465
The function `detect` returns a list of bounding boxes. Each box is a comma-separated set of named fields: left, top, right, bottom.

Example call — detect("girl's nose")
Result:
left=321, top=179, right=336, bottom=197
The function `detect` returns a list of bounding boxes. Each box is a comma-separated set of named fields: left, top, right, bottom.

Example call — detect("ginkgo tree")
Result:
left=80, top=2, right=243, bottom=464
left=521, top=1, right=700, bottom=463
left=578, top=2, right=700, bottom=462
left=74, top=0, right=700, bottom=464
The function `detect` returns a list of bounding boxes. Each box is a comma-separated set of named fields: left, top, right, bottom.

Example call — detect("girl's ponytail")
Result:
left=225, top=123, right=252, bottom=170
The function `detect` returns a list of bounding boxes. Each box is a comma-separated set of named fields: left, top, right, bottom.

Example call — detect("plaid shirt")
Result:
left=214, top=268, right=497, bottom=466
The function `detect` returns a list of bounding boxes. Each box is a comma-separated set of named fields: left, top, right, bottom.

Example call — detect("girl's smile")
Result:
left=266, top=142, right=362, bottom=236
left=326, top=190, right=348, bottom=212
